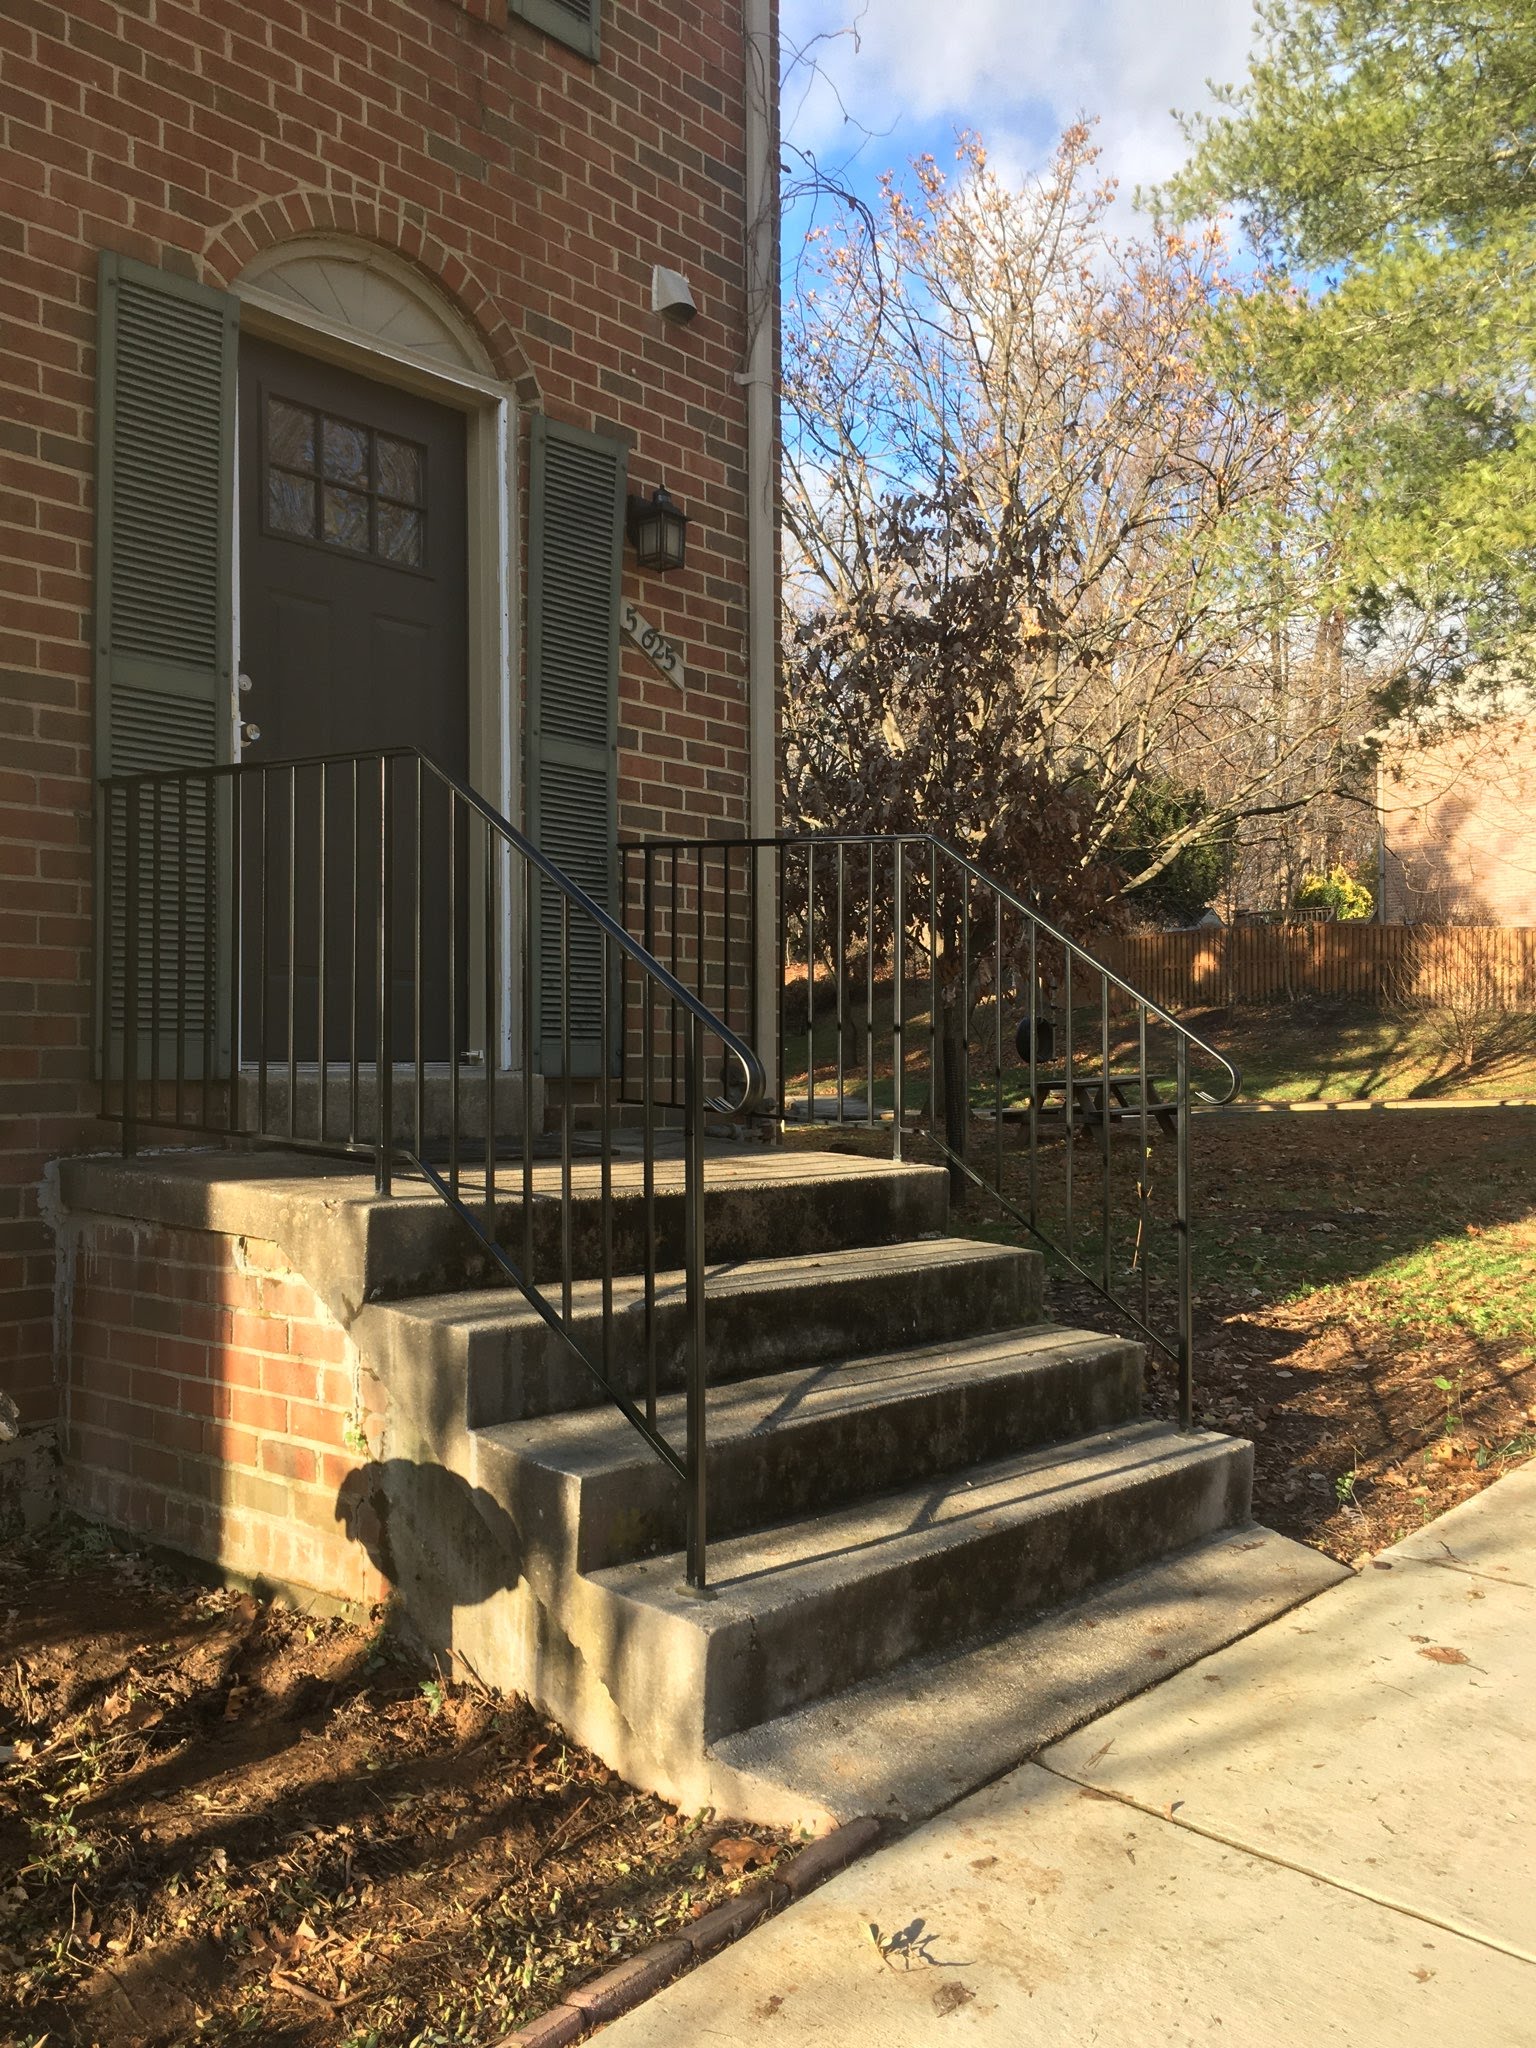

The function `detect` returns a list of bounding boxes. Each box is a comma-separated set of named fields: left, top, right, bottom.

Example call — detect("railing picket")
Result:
left=376, top=756, right=393, bottom=1198
left=174, top=778, right=188, bottom=1125
left=150, top=777, right=162, bottom=1121
left=1177, top=1033, right=1193, bottom=1428
left=448, top=788, right=459, bottom=1196
left=805, top=842, right=815, bottom=1117
left=1138, top=1000, right=1151, bottom=1330
left=560, top=892, right=573, bottom=1329
left=892, top=842, right=904, bottom=1162
left=414, top=753, right=424, bottom=1164
left=1099, top=975, right=1112, bottom=1295
left=287, top=768, right=297, bottom=1140
left=522, top=857, right=535, bottom=1288
left=257, top=768, right=270, bottom=1137
left=599, top=928, right=614, bottom=1391
left=683, top=1012, right=708, bottom=1590
left=316, top=766, right=328, bottom=1144
left=483, top=819, right=496, bottom=1243
left=835, top=842, right=845, bottom=1122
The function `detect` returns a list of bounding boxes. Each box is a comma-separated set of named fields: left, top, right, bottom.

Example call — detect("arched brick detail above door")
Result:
left=203, top=195, right=539, bottom=397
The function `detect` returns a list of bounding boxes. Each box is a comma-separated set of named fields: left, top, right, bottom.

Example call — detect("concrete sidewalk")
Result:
left=602, top=1465, right=1536, bottom=2045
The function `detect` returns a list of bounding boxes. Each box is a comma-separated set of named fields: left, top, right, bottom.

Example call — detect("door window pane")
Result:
left=377, top=436, right=422, bottom=505
left=267, top=397, right=315, bottom=471
left=267, top=469, right=315, bottom=538
left=378, top=502, right=424, bottom=567
left=322, top=417, right=369, bottom=486
left=322, top=485, right=370, bottom=552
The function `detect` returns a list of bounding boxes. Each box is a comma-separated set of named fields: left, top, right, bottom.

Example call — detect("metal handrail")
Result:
left=99, top=747, right=766, bottom=1587
left=622, top=829, right=1240, bottom=1422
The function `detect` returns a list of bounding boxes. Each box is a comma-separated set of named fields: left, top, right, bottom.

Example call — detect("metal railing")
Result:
left=98, top=748, right=765, bottom=1587
left=622, top=833, right=1239, bottom=1424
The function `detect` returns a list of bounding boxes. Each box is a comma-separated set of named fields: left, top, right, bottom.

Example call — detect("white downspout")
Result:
left=743, top=0, right=778, bottom=1082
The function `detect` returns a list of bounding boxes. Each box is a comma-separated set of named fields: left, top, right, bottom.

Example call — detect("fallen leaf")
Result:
left=712, top=1834, right=773, bottom=1876
left=1417, top=1646, right=1470, bottom=1666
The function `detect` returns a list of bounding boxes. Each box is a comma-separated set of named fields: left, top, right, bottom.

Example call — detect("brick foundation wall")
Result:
left=61, top=1213, right=389, bottom=1606
left=1, top=0, right=775, bottom=1427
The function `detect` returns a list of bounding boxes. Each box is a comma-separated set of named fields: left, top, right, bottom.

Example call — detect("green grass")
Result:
left=784, top=979, right=1536, bottom=1111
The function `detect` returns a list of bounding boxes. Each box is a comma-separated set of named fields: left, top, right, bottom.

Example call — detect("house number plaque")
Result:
left=621, top=600, right=685, bottom=689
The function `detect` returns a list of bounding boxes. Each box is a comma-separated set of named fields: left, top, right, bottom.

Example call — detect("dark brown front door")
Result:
left=237, top=337, right=469, bottom=1061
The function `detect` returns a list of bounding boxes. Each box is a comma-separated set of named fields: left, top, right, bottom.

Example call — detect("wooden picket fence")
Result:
left=1097, top=924, right=1536, bottom=1011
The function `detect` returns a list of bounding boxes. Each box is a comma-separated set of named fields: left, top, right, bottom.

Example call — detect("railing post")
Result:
left=1177, top=1032, right=1192, bottom=1427
left=376, top=755, right=394, bottom=1197
left=683, top=1010, right=709, bottom=1590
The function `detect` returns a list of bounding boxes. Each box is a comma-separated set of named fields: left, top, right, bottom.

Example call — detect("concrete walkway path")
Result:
left=602, top=1465, right=1536, bottom=2045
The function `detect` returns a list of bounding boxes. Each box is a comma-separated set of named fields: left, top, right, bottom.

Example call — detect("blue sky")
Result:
left=780, top=0, right=1261, bottom=234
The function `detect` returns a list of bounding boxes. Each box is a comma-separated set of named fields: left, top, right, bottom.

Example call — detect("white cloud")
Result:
left=782, top=0, right=1258, bottom=203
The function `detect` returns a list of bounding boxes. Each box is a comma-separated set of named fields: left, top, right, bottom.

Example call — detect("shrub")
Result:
left=1295, top=864, right=1374, bottom=922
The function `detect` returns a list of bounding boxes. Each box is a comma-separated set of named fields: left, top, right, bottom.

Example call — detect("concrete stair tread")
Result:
left=477, top=1323, right=1136, bottom=1477
left=591, top=1419, right=1242, bottom=1623
left=385, top=1235, right=1026, bottom=1332
left=707, top=1523, right=1348, bottom=1828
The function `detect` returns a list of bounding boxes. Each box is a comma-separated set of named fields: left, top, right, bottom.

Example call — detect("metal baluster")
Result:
left=670, top=849, right=681, bottom=1108
left=100, top=783, right=114, bottom=1123
left=960, top=875, right=970, bottom=1169
left=228, top=771, right=243, bottom=1136
left=349, top=758, right=360, bottom=1147
left=287, top=768, right=297, bottom=1140
left=776, top=847, right=788, bottom=1122
left=993, top=890, right=1004, bottom=1201
left=483, top=820, right=496, bottom=1242
left=1026, top=916, right=1038, bottom=1230
left=316, top=767, right=328, bottom=1143
left=805, top=842, right=815, bottom=1118
left=560, top=893, right=573, bottom=1329
left=1138, top=1000, right=1151, bottom=1331
left=414, top=753, right=424, bottom=1163
left=865, top=846, right=875, bottom=1129
left=376, top=757, right=393, bottom=1197
left=448, top=788, right=459, bottom=1197
left=1100, top=976, right=1113, bottom=1295
left=835, top=843, right=845, bottom=1122
left=257, top=768, right=270, bottom=1136
left=1177, top=1032, right=1193, bottom=1429
left=928, top=848, right=938, bottom=1144
left=721, top=844, right=732, bottom=1095
left=521, top=858, right=534, bottom=1287
left=892, top=842, right=904, bottom=1162
left=643, top=964, right=658, bottom=1432
left=619, top=848, right=630, bottom=1101
left=599, top=928, right=613, bottom=1391
left=1063, top=949, right=1074, bottom=1258
left=683, top=1010, right=708, bottom=1590
left=122, top=781, right=140, bottom=1156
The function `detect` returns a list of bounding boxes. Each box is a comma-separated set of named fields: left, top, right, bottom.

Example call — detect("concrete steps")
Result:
left=586, top=1421, right=1254, bottom=1764
left=373, top=1236, right=1042, bottom=1425
left=476, top=1325, right=1143, bottom=1568
left=708, top=1524, right=1348, bottom=1828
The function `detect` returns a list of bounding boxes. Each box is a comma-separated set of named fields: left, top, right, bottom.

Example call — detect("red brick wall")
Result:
left=0, top=0, right=765, bottom=1425
left=62, top=1214, right=389, bottom=1604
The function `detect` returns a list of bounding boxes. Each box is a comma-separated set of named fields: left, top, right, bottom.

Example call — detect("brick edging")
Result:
left=494, top=1817, right=882, bottom=2047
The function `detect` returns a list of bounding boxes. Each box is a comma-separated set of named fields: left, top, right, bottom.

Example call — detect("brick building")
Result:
left=1, top=0, right=780, bottom=1527
left=1378, top=709, right=1536, bottom=925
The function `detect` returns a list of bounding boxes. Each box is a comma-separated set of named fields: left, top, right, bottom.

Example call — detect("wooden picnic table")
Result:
left=1002, top=1072, right=1181, bottom=1141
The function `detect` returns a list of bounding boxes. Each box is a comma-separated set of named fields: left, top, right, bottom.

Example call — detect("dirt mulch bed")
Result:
left=0, top=1533, right=793, bottom=2048
left=1034, top=1110, right=1536, bottom=1561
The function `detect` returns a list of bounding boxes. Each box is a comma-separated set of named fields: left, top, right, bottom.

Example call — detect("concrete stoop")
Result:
left=59, top=1145, right=1337, bottom=1829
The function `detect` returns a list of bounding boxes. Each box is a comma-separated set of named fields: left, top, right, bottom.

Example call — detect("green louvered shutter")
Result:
left=95, top=252, right=238, bottom=1082
left=526, top=412, right=625, bottom=1077
left=509, top=0, right=600, bottom=60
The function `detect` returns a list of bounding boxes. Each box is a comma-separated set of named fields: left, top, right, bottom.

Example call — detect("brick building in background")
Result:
left=1378, top=708, right=1536, bottom=925
left=0, top=0, right=780, bottom=1538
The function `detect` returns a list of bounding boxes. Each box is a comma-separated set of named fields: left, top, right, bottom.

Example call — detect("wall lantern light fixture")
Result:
left=627, top=485, right=689, bottom=574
